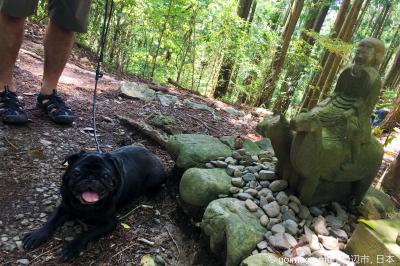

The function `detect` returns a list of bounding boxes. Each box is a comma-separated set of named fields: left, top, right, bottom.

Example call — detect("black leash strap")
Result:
left=92, top=0, right=114, bottom=153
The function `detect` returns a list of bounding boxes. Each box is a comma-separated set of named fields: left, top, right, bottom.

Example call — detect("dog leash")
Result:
left=92, top=0, right=114, bottom=153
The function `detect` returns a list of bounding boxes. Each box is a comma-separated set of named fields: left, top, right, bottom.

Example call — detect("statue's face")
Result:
left=354, top=40, right=375, bottom=66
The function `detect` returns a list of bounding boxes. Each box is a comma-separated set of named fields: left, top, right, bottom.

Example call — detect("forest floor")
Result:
left=0, top=23, right=261, bottom=266
left=0, top=23, right=399, bottom=266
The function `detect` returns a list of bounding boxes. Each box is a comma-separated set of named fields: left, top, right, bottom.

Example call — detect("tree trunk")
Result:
left=299, top=0, right=350, bottom=111
left=383, top=48, right=400, bottom=90
left=213, top=0, right=254, bottom=99
left=317, top=0, right=364, bottom=102
left=256, top=0, right=304, bottom=107
left=272, top=0, right=331, bottom=114
left=380, top=90, right=400, bottom=132
left=380, top=25, right=400, bottom=74
left=371, top=3, right=391, bottom=38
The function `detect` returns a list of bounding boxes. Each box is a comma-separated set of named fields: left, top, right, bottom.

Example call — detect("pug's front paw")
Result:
left=60, top=240, right=85, bottom=261
left=23, top=229, right=49, bottom=250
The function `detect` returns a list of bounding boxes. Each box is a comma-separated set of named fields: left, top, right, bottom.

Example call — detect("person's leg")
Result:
left=0, top=13, right=25, bottom=91
left=41, top=21, right=75, bottom=95
left=0, top=13, right=28, bottom=124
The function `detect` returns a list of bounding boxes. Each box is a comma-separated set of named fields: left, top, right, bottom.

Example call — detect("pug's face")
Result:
left=63, top=152, right=120, bottom=205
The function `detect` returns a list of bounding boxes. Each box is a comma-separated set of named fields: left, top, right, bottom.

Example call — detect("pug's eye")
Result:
left=70, top=170, right=80, bottom=178
left=103, top=173, right=110, bottom=179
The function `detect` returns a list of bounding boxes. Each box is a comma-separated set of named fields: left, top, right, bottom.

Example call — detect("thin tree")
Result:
left=256, top=0, right=305, bottom=107
left=299, top=0, right=351, bottom=111
left=272, top=0, right=331, bottom=114
left=213, top=0, right=255, bottom=99
left=383, top=48, right=400, bottom=90
left=380, top=88, right=400, bottom=132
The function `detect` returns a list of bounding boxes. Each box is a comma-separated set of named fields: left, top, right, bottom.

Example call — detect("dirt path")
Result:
left=0, top=27, right=260, bottom=265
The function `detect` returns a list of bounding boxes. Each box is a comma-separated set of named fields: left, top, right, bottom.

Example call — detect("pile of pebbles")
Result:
left=206, top=148, right=358, bottom=266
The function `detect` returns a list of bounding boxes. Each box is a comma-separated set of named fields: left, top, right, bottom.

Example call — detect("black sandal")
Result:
left=37, top=90, right=75, bottom=125
left=0, top=87, right=28, bottom=125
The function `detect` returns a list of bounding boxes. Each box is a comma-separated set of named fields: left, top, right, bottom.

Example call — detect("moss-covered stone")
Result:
left=166, top=134, right=232, bottom=169
left=180, top=168, right=231, bottom=207
left=202, top=198, right=267, bottom=266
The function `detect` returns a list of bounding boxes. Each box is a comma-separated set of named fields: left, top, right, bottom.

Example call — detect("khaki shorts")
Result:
left=0, top=0, right=91, bottom=33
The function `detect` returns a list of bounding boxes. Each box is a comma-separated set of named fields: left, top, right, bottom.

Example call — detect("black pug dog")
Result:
left=23, top=145, right=166, bottom=261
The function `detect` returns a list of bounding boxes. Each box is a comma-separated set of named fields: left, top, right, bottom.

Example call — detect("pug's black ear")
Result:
left=63, top=151, right=86, bottom=166
left=106, top=153, right=126, bottom=179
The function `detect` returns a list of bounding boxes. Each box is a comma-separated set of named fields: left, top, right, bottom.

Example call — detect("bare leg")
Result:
left=0, top=14, right=26, bottom=92
left=41, top=20, right=75, bottom=95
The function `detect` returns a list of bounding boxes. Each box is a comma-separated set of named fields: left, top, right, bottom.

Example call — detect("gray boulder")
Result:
left=202, top=198, right=267, bottom=266
left=120, top=81, right=156, bottom=102
left=167, top=134, right=232, bottom=169
left=180, top=168, right=231, bottom=207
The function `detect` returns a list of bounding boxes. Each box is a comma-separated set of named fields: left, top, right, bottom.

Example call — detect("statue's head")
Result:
left=354, top=38, right=385, bottom=69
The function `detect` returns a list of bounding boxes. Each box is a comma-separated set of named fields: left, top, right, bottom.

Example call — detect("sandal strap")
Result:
left=0, top=87, right=25, bottom=115
left=38, top=90, right=72, bottom=115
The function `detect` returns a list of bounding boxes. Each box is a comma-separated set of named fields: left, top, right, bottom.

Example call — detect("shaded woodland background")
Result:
left=32, top=0, right=400, bottom=131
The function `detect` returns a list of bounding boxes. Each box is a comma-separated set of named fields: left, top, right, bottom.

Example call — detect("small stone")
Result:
left=231, top=178, right=244, bottom=187
left=268, top=233, right=290, bottom=250
left=260, top=215, right=269, bottom=227
left=20, top=219, right=29, bottom=226
left=258, top=170, right=275, bottom=180
left=289, top=195, right=301, bottom=205
left=267, top=218, right=281, bottom=230
left=304, top=225, right=320, bottom=251
left=282, top=209, right=299, bottom=222
left=269, top=180, right=288, bottom=192
left=215, top=161, right=228, bottom=168
left=296, top=246, right=312, bottom=257
left=232, top=151, right=242, bottom=159
left=258, top=188, right=273, bottom=197
left=237, top=192, right=253, bottom=200
left=242, top=173, right=256, bottom=182
left=284, top=233, right=298, bottom=248
left=264, top=231, right=273, bottom=240
left=329, top=228, right=348, bottom=243
left=262, top=201, right=280, bottom=218
left=16, top=259, right=30, bottom=265
left=229, top=187, right=241, bottom=194
left=271, top=224, right=285, bottom=234
left=65, top=236, right=74, bottom=242
left=309, top=206, right=323, bottom=216
left=276, top=192, right=289, bottom=205
left=325, top=215, right=345, bottom=229
left=283, top=219, right=298, bottom=235
left=251, top=250, right=259, bottom=255
left=259, top=181, right=270, bottom=188
left=288, top=202, right=300, bottom=214
left=245, top=199, right=259, bottom=212
left=225, top=157, right=237, bottom=165
left=1, top=236, right=9, bottom=242
left=299, top=205, right=311, bottom=220
left=205, top=163, right=215, bottom=168
left=281, top=205, right=289, bottom=212
left=319, top=235, right=339, bottom=250
left=257, top=240, right=269, bottom=250
left=233, top=169, right=242, bottom=177
left=259, top=196, right=268, bottom=207
left=313, top=216, right=329, bottom=236
left=244, top=188, right=258, bottom=197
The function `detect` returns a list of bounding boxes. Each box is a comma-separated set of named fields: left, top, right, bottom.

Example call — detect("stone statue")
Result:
left=257, top=38, right=386, bottom=206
